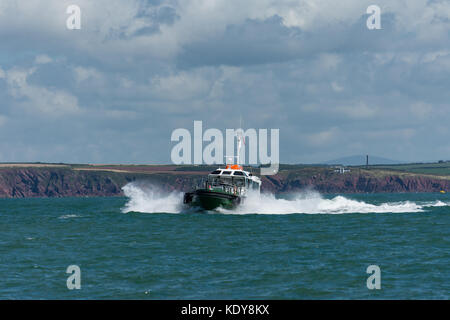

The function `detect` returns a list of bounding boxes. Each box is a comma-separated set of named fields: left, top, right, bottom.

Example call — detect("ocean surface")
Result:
left=1, top=183, right=449, bottom=299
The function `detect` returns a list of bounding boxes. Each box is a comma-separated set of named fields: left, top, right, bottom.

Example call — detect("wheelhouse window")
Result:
left=233, top=171, right=244, bottom=176
left=210, top=170, right=221, bottom=175
left=221, top=171, right=231, bottom=175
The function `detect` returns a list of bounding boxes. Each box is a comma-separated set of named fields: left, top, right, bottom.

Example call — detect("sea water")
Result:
left=0, top=182, right=449, bottom=299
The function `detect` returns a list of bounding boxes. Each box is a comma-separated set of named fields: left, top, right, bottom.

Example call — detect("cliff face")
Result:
left=261, top=172, right=450, bottom=194
left=0, top=168, right=124, bottom=198
left=0, top=166, right=448, bottom=198
left=0, top=167, right=206, bottom=198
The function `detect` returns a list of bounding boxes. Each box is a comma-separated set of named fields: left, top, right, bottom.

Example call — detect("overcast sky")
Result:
left=0, top=0, right=449, bottom=164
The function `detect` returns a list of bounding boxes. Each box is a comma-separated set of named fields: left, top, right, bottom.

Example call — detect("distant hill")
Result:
left=324, top=155, right=403, bottom=166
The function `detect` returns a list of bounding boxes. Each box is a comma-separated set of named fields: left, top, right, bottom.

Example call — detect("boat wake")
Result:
left=217, top=192, right=442, bottom=215
left=122, top=182, right=448, bottom=215
left=122, top=183, right=184, bottom=214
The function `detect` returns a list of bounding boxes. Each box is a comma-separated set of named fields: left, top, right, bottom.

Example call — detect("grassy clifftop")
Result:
left=0, top=162, right=449, bottom=198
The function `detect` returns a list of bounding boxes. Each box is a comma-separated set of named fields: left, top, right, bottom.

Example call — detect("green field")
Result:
left=360, top=161, right=450, bottom=176
left=2, top=161, right=450, bottom=177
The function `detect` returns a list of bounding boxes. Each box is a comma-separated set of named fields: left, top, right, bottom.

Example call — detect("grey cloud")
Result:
left=0, top=1, right=449, bottom=163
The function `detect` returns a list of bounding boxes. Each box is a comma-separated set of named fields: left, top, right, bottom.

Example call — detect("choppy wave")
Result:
left=58, top=214, right=81, bottom=219
left=122, top=183, right=183, bottom=214
left=422, top=200, right=448, bottom=207
left=122, top=182, right=448, bottom=215
left=219, top=192, right=425, bottom=215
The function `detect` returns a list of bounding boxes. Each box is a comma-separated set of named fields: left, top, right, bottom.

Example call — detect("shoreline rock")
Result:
left=0, top=166, right=448, bottom=198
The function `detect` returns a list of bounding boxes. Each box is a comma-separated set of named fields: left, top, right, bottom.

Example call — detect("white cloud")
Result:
left=0, top=0, right=448, bottom=67
left=265, top=0, right=366, bottom=29
left=366, top=128, right=416, bottom=140
left=331, top=82, right=344, bottom=92
left=307, top=127, right=340, bottom=146
left=0, top=114, right=6, bottom=126
left=335, top=103, right=377, bottom=119
left=316, top=54, right=342, bottom=72
left=34, top=54, right=53, bottom=65
left=422, top=51, right=450, bottom=63
left=389, top=0, right=450, bottom=40
left=3, top=65, right=80, bottom=116
left=73, top=66, right=104, bottom=84
left=149, top=70, right=212, bottom=101
left=409, top=102, right=433, bottom=119
left=301, top=102, right=377, bottom=119
left=105, top=109, right=137, bottom=120
left=0, top=1, right=449, bottom=163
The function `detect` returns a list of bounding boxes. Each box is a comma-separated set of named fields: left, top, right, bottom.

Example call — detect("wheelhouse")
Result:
left=206, top=167, right=261, bottom=192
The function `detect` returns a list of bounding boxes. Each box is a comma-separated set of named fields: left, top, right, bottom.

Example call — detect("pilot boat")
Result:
left=183, top=128, right=261, bottom=210
left=183, top=164, right=261, bottom=210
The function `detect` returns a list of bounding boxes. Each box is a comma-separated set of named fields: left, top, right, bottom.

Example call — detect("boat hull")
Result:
left=184, top=189, right=241, bottom=210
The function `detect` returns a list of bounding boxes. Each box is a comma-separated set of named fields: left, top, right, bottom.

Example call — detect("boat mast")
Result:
left=236, top=116, right=243, bottom=165
left=224, top=117, right=244, bottom=169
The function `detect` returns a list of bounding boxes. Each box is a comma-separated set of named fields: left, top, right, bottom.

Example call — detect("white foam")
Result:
left=422, top=200, right=448, bottom=207
left=121, top=183, right=447, bottom=215
left=122, top=182, right=183, bottom=214
left=58, top=214, right=80, bottom=219
left=217, top=191, right=425, bottom=215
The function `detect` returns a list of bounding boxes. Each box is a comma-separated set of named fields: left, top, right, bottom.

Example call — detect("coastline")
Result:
left=0, top=163, right=449, bottom=198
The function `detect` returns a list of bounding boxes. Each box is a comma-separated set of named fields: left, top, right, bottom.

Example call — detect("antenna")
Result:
left=224, top=117, right=245, bottom=166
left=236, top=116, right=245, bottom=165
